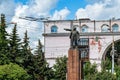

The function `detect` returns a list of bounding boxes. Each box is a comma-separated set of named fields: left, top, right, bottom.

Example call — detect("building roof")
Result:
left=43, top=18, right=120, bottom=23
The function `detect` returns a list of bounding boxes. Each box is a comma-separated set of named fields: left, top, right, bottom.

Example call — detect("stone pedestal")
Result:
left=67, top=48, right=81, bottom=80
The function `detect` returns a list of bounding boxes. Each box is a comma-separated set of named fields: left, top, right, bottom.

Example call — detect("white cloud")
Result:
left=76, top=3, right=103, bottom=19
left=11, top=0, right=70, bottom=50
left=11, top=0, right=58, bottom=49
left=52, top=7, right=70, bottom=20
left=76, top=0, right=120, bottom=20
left=30, top=0, right=57, bottom=16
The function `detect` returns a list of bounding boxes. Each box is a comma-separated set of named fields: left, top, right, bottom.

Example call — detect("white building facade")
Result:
left=43, top=19, right=120, bottom=70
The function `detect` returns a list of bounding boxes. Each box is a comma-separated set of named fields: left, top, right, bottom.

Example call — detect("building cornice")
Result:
left=43, top=19, right=120, bottom=23
left=43, top=32, right=120, bottom=37
left=42, top=33, right=69, bottom=37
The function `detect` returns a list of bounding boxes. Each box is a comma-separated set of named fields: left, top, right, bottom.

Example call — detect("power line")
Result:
left=19, top=16, right=50, bottom=22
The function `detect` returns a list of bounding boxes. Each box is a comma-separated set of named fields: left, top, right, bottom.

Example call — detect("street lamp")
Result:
left=111, top=35, right=114, bottom=74
left=109, top=23, right=115, bottom=74
left=108, top=23, right=114, bottom=74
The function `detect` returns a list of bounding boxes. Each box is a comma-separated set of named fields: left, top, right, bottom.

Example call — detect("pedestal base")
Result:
left=67, top=48, right=81, bottom=80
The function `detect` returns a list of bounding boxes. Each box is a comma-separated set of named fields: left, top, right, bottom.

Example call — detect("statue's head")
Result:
left=73, top=27, right=76, bottom=31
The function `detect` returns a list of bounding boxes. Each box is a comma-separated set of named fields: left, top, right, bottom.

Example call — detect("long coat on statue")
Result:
left=70, top=28, right=79, bottom=48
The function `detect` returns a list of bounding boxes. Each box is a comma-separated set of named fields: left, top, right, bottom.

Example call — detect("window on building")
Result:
left=79, top=47, right=89, bottom=60
left=81, top=50, right=88, bottom=58
left=101, top=24, right=110, bottom=32
left=51, top=25, right=58, bottom=33
left=112, top=24, right=119, bottom=32
left=78, top=38, right=89, bottom=46
left=81, top=25, right=88, bottom=32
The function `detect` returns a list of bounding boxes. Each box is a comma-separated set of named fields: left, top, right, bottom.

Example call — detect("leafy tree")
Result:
left=85, top=71, right=116, bottom=80
left=101, top=58, right=112, bottom=71
left=84, top=61, right=116, bottom=80
left=95, top=71, right=116, bottom=80
left=0, top=63, right=30, bottom=80
left=83, top=61, right=97, bottom=79
left=53, top=56, right=67, bottom=80
left=9, top=23, right=22, bottom=63
left=0, top=14, right=10, bottom=64
left=115, top=66, right=120, bottom=80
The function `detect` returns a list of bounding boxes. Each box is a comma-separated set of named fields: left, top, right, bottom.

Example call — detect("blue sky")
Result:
left=51, top=0, right=87, bottom=19
left=13, top=0, right=120, bottom=20
left=1, top=0, right=120, bottom=48
left=14, top=0, right=29, bottom=5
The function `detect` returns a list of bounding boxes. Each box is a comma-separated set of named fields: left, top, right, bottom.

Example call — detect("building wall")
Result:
left=45, top=36, right=70, bottom=58
left=44, top=20, right=71, bottom=33
left=45, top=36, right=70, bottom=67
left=43, top=19, right=120, bottom=67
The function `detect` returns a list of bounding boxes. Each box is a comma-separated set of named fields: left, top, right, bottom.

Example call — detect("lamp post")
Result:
left=109, top=19, right=115, bottom=74
left=111, top=35, right=114, bottom=74
left=108, top=21, right=114, bottom=74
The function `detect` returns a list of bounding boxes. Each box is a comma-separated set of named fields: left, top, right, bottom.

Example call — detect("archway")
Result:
left=102, top=39, right=120, bottom=65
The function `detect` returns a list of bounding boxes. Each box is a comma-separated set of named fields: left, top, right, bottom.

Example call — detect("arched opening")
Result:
left=51, top=25, right=58, bottom=33
left=81, top=25, right=88, bottom=32
left=102, top=39, right=120, bottom=66
left=112, top=24, right=119, bottom=32
left=101, top=24, right=110, bottom=32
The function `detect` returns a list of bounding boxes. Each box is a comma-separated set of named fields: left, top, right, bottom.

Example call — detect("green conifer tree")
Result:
left=0, top=14, right=10, bottom=64
left=9, top=23, right=22, bottom=63
left=33, top=39, right=54, bottom=80
left=34, top=39, right=45, bottom=80
left=22, top=30, right=31, bottom=59
left=21, top=30, right=35, bottom=79
left=21, top=30, right=30, bottom=66
left=34, top=39, right=44, bottom=61
left=53, top=56, right=67, bottom=80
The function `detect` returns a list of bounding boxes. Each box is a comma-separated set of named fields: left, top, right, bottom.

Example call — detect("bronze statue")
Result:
left=64, top=27, right=79, bottom=49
